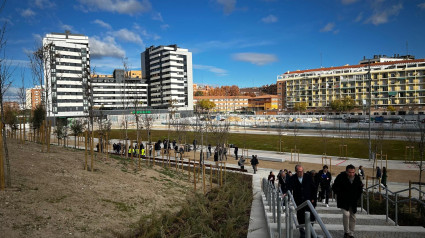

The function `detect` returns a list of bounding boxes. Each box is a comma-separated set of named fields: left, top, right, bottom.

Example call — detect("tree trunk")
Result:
left=1, top=103, right=11, bottom=187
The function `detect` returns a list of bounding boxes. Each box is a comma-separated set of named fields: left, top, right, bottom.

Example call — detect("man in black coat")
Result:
left=318, top=165, right=332, bottom=207
left=288, top=165, right=317, bottom=238
left=250, top=155, right=259, bottom=174
left=332, top=164, right=363, bottom=238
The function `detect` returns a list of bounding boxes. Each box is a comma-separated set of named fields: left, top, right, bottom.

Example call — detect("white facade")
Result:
left=25, top=88, right=32, bottom=110
left=141, top=45, right=193, bottom=110
left=43, top=31, right=90, bottom=117
left=91, top=70, right=148, bottom=110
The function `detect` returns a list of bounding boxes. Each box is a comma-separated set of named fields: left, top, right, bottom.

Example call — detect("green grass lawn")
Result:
left=104, top=129, right=416, bottom=161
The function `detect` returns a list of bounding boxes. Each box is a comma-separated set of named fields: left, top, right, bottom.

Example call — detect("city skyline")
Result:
left=3, top=0, right=425, bottom=93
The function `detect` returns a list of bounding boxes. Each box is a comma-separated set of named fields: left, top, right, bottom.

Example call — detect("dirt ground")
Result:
left=0, top=139, right=195, bottom=238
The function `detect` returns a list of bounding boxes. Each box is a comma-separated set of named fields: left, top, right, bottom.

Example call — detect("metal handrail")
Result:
left=262, top=178, right=332, bottom=238
left=362, top=181, right=425, bottom=225
left=287, top=190, right=332, bottom=238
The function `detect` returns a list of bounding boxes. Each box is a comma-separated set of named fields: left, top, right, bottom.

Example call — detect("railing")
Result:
left=262, top=178, right=332, bottom=238
left=362, top=181, right=425, bottom=225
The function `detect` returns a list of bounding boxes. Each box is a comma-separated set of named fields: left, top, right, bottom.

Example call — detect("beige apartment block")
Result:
left=194, top=96, right=250, bottom=112
left=277, top=56, right=425, bottom=115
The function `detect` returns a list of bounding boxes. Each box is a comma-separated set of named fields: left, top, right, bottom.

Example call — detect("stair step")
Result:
left=320, top=217, right=393, bottom=226
left=313, top=224, right=425, bottom=238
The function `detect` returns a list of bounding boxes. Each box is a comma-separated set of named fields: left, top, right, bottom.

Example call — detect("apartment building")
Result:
left=141, top=45, right=193, bottom=110
left=194, top=96, right=250, bottom=112
left=91, top=70, right=148, bottom=110
left=248, top=95, right=278, bottom=111
left=25, top=85, right=42, bottom=110
left=277, top=55, right=425, bottom=115
left=43, top=31, right=90, bottom=117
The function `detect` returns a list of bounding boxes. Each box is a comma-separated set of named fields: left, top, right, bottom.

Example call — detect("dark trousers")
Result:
left=319, top=187, right=331, bottom=204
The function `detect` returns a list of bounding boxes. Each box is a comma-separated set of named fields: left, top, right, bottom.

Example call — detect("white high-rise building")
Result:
left=43, top=31, right=90, bottom=117
left=141, top=45, right=193, bottom=110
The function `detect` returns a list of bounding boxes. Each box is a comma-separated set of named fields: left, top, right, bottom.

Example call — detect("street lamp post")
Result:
left=368, top=60, right=372, bottom=161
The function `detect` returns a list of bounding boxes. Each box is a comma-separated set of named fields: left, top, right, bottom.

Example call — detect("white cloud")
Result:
left=341, top=0, right=358, bottom=4
left=261, top=14, right=278, bottom=23
left=141, top=30, right=160, bottom=40
left=0, top=17, right=13, bottom=26
left=152, top=12, right=163, bottom=21
left=161, top=24, right=170, bottom=30
left=194, top=64, right=227, bottom=76
left=32, top=34, right=42, bottom=43
left=89, top=36, right=125, bottom=58
left=366, top=3, right=403, bottom=25
left=20, top=8, right=36, bottom=18
left=113, top=28, right=144, bottom=45
left=232, top=53, right=277, bottom=66
left=354, top=12, right=363, bottom=22
left=5, top=59, right=31, bottom=67
left=418, top=2, right=425, bottom=10
left=60, top=23, right=75, bottom=32
left=191, top=39, right=273, bottom=53
left=34, top=0, right=55, bottom=8
left=131, top=23, right=160, bottom=39
left=93, top=19, right=112, bottom=29
left=216, top=0, right=236, bottom=15
left=77, top=0, right=152, bottom=15
left=320, top=22, right=335, bottom=32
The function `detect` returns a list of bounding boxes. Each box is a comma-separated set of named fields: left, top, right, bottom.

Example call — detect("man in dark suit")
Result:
left=332, top=164, right=363, bottom=238
left=288, top=164, right=317, bottom=238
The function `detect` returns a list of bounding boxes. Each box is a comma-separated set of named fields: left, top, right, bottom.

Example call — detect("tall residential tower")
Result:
left=43, top=31, right=90, bottom=118
left=141, top=45, right=193, bottom=110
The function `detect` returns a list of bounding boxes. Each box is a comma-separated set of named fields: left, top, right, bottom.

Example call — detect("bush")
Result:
left=126, top=173, right=253, bottom=237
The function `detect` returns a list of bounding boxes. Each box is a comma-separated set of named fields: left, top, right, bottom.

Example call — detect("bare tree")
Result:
left=317, top=121, right=329, bottom=155
left=276, top=118, right=285, bottom=153
left=96, top=111, right=111, bottom=153
left=0, top=0, right=14, bottom=187
left=208, top=118, right=230, bottom=161
left=406, top=116, right=425, bottom=199
left=17, top=69, right=27, bottom=142
left=142, top=113, right=154, bottom=144
left=82, top=66, right=94, bottom=150
left=70, top=119, right=84, bottom=148
left=121, top=58, right=130, bottom=158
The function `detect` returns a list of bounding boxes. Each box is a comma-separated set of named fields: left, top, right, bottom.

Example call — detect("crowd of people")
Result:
left=268, top=164, right=365, bottom=238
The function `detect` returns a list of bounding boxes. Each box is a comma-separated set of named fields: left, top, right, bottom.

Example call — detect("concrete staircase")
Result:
left=261, top=193, right=425, bottom=238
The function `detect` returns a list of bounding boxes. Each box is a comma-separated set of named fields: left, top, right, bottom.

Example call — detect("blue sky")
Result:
left=3, top=0, right=425, bottom=93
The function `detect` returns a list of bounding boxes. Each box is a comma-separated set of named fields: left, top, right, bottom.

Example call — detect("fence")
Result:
left=261, top=178, right=332, bottom=238
left=361, top=182, right=425, bottom=226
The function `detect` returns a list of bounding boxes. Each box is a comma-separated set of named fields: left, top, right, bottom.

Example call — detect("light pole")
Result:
left=368, top=60, right=372, bottom=161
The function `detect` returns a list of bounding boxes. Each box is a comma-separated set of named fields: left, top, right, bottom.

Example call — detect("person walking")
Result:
left=250, top=155, right=259, bottom=174
left=332, top=164, right=363, bottom=238
left=318, top=165, right=332, bottom=207
left=268, top=171, right=276, bottom=188
left=207, top=144, right=212, bottom=158
left=238, top=155, right=245, bottom=171
left=277, top=170, right=288, bottom=196
left=288, top=165, right=317, bottom=238
left=214, top=151, right=219, bottom=167
left=234, top=145, right=239, bottom=160
left=358, top=165, right=365, bottom=180
left=376, top=166, right=382, bottom=185
left=223, top=146, right=228, bottom=160
left=382, top=167, right=388, bottom=187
